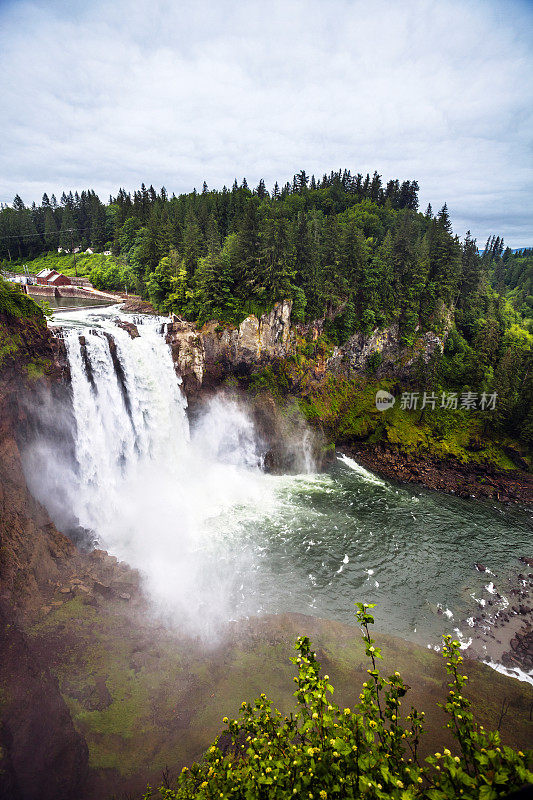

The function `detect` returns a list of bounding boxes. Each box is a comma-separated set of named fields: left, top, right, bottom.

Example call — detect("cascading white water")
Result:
left=35, top=306, right=276, bottom=636
left=63, top=321, right=190, bottom=534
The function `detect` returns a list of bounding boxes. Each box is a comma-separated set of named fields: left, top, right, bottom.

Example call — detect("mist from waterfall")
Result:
left=23, top=307, right=285, bottom=636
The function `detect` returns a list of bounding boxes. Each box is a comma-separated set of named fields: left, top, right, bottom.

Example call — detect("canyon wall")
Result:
left=0, top=312, right=89, bottom=800
left=164, top=299, right=448, bottom=401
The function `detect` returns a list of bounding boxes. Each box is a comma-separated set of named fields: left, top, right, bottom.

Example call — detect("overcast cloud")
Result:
left=0, top=0, right=531, bottom=246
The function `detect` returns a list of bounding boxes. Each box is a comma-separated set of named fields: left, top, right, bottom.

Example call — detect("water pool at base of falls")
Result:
left=23, top=305, right=533, bottom=653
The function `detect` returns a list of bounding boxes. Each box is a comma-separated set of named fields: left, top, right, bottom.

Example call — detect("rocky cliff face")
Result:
left=0, top=312, right=90, bottom=799
left=165, top=300, right=295, bottom=398
left=326, top=322, right=446, bottom=376
left=0, top=313, right=73, bottom=615
left=164, top=300, right=449, bottom=401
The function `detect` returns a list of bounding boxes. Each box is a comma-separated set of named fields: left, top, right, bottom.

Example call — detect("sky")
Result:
left=0, top=0, right=531, bottom=247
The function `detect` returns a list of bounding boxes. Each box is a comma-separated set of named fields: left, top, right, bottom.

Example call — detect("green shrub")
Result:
left=143, top=605, right=531, bottom=799
left=366, top=351, right=383, bottom=374
left=0, top=277, right=43, bottom=319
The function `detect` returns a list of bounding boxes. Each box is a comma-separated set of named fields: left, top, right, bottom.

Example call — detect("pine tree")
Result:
left=44, top=207, right=58, bottom=250
left=236, top=197, right=261, bottom=297
left=182, top=207, right=202, bottom=275
left=59, top=208, right=75, bottom=250
left=259, top=209, right=294, bottom=303
left=256, top=178, right=267, bottom=199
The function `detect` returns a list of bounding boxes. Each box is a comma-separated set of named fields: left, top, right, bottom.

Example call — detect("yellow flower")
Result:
left=443, top=748, right=451, bottom=757
left=312, top=712, right=319, bottom=720
left=209, top=746, right=216, bottom=753
left=320, top=792, right=327, bottom=799
left=222, top=716, right=228, bottom=724
left=344, top=707, right=351, bottom=715
left=397, top=780, right=404, bottom=788
left=200, top=781, right=208, bottom=789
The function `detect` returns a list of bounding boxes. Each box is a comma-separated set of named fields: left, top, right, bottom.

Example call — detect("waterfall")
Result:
left=23, top=306, right=273, bottom=636
left=63, top=320, right=190, bottom=535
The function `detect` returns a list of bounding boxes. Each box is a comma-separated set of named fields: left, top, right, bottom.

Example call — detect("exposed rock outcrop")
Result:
left=344, top=442, right=533, bottom=504
left=0, top=314, right=74, bottom=614
left=115, top=319, right=140, bottom=339
left=165, top=301, right=451, bottom=403
left=326, top=322, right=445, bottom=376
left=165, top=300, right=295, bottom=398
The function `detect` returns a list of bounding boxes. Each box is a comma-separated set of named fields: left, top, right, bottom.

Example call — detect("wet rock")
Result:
left=92, top=580, right=114, bottom=599
left=115, top=319, right=140, bottom=339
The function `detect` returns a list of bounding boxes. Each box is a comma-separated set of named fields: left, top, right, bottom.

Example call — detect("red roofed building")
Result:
left=35, top=268, right=72, bottom=286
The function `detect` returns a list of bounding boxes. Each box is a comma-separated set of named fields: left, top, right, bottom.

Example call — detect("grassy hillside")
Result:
left=4, top=250, right=119, bottom=279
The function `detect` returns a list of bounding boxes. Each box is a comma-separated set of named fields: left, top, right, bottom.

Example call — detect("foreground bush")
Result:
left=144, top=604, right=532, bottom=799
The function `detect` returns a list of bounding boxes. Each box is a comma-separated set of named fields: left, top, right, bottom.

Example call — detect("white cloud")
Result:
left=0, top=0, right=531, bottom=245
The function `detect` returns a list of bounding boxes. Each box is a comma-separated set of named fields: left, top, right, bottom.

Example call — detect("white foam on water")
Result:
left=484, top=660, right=533, bottom=687
left=337, top=454, right=386, bottom=487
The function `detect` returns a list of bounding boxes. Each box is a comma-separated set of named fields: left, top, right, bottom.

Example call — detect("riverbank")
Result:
left=458, top=560, right=533, bottom=679
left=342, top=442, right=533, bottom=505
